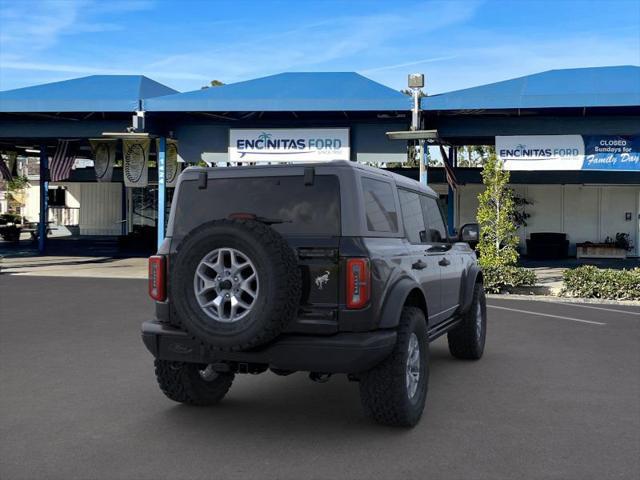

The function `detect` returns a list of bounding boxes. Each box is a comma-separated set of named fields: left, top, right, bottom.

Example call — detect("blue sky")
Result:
left=0, top=0, right=638, bottom=94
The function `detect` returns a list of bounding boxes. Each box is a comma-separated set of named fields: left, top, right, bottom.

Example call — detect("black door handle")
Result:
left=412, top=260, right=427, bottom=270
left=438, top=257, right=450, bottom=267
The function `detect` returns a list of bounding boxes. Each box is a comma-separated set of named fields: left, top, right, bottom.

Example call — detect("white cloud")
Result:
left=417, top=30, right=640, bottom=94
left=1, top=0, right=637, bottom=95
left=360, top=56, right=459, bottom=74
left=0, top=0, right=152, bottom=56
left=0, top=59, right=209, bottom=81
left=0, top=0, right=483, bottom=90
left=133, top=1, right=484, bottom=89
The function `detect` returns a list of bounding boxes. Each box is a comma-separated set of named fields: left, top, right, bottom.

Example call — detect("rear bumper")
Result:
left=141, top=321, right=397, bottom=374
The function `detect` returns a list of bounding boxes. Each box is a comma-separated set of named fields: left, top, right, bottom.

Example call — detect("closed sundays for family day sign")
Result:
left=229, top=128, right=350, bottom=162
left=496, top=135, right=640, bottom=171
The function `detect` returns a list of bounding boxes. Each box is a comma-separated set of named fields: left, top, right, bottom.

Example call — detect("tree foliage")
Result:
left=476, top=153, right=519, bottom=268
left=6, top=175, right=29, bottom=192
left=201, top=79, right=225, bottom=89
left=4, top=175, right=29, bottom=213
left=456, top=145, right=495, bottom=167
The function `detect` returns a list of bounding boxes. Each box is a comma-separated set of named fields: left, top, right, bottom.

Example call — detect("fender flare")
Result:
left=459, top=264, right=483, bottom=314
left=378, top=277, right=427, bottom=329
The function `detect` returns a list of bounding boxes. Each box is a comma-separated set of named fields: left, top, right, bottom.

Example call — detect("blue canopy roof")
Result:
left=0, top=75, right=178, bottom=113
left=145, top=72, right=411, bottom=112
left=422, top=66, right=640, bottom=111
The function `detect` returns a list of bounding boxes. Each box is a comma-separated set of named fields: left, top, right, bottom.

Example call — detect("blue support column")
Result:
left=157, top=137, right=166, bottom=251
left=420, top=140, right=428, bottom=185
left=447, top=146, right=456, bottom=236
left=38, top=145, right=48, bottom=254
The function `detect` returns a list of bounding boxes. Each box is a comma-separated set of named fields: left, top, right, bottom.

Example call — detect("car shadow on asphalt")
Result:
left=146, top=343, right=464, bottom=435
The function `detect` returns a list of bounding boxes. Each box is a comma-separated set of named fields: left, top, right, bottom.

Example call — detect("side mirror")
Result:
left=459, top=223, right=479, bottom=243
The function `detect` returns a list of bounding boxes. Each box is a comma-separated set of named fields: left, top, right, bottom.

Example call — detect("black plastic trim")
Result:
left=141, top=320, right=397, bottom=374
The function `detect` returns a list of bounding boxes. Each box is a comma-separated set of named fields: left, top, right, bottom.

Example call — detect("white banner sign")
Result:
left=90, top=139, right=116, bottom=182
left=496, top=135, right=585, bottom=170
left=229, top=128, right=350, bottom=163
left=123, top=138, right=150, bottom=187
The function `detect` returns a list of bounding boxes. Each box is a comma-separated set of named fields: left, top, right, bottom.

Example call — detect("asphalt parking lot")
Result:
left=1, top=275, right=638, bottom=480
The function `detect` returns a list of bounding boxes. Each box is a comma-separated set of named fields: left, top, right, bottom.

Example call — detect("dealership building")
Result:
left=0, top=65, right=638, bottom=257
left=421, top=65, right=640, bottom=257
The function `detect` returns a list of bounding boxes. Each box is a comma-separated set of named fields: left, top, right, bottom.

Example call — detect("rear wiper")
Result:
left=228, top=212, right=291, bottom=225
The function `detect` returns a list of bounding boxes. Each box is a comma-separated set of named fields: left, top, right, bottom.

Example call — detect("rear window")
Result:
left=172, top=175, right=341, bottom=237
left=361, top=177, right=398, bottom=233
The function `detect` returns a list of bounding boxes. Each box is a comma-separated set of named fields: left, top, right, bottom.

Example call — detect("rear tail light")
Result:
left=346, top=258, right=370, bottom=309
left=148, top=255, right=166, bottom=301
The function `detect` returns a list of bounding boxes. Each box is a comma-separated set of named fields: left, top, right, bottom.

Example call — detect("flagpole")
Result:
left=447, top=146, right=456, bottom=236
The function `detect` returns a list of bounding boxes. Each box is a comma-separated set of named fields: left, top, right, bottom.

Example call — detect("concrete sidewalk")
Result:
left=0, top=255, right=147, bottom=278
left=525, top=266, right=564, bottom=295
left=0, top=257, right=608, bottom=291
left=0, top=255, right=569, bottom=289
left=1, top=255, right=636, bottom=297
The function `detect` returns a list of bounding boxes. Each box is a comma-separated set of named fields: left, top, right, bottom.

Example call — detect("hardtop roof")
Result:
left=182, top=160, right=437, bottom=197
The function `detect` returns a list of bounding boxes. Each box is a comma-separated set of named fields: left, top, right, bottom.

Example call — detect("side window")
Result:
left=361, top=177, right=398, bottom=233
left=398, top=189, right=426, bottom=244
left=420, top=195, right=448, bottom=243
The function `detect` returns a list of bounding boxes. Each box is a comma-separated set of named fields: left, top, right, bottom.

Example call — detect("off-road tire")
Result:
left=359, top=307, right=429, bottom=427
left=447, top=282, right=486, bottom=360
left=171, top=219, right=301, bottom=352
left=154, top=360, right=234, bottom=406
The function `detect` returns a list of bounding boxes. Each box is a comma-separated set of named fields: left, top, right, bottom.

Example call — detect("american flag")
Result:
left=0, top=157, right=12, bottom=181
left=439, top=145, right=458, bottom=190
left=49, top=140, right=78, bottom=182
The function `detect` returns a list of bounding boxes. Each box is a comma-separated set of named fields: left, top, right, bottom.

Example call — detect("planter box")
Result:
left=576, top=244, right=627, bottom=259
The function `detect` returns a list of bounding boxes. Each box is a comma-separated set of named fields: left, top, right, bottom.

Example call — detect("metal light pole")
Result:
left=157, top=136, right=166, bottom=251
left=408, top=73, right=426, bottom=185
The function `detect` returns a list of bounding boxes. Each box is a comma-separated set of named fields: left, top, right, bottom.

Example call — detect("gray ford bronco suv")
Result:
left=142, top=161, right=485, bottom=427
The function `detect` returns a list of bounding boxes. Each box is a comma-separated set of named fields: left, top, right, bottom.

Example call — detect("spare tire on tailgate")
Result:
left=171, top=219, right=301, bottom=352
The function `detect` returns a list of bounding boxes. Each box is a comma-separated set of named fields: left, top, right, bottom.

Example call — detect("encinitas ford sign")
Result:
left=497, top=135, right=640, bottom=171
left=496, top=135, right=584, bottom=170
left=229, top=128, right=350, bottom=162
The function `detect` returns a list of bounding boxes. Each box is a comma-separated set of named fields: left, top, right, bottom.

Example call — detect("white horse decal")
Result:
left=315, top=270, right=330, bottom=290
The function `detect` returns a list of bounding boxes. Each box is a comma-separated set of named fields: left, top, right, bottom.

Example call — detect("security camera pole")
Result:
left=408, top=73, right=426, bottom=185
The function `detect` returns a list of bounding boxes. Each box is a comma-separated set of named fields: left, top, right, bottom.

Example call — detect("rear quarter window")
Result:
left=361, top=177, right=398, bottom=233
left=171, top=175, right=341, bottom=237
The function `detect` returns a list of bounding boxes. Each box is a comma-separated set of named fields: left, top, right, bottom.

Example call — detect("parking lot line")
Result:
left=488, top=304, right=607, bottom=326
left=542, top=302, right=640, bottom=316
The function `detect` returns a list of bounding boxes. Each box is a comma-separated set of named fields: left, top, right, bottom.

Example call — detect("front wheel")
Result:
left=447, top=282, right=487, bottom=360
left=359, top=307, right=429, bottom=427
left=154, top=360, right=235, bottom=406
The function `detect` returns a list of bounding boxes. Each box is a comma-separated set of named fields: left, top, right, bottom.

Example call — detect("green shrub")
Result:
left=482, top=265, right=537, bottom=294
left=562, top=266, right=640, bottom=300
